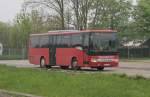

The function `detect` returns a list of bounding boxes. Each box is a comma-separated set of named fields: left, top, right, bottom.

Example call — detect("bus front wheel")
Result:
left=40, top=58, right=46, bottom=68
left=71, top=58, right=80, bottom=70
left=97, top=67, right=104, bottom=71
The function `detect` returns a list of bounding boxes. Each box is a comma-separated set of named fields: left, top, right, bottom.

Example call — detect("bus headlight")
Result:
left=91, top=58, right=97, bottom=62
left=113, top=59, right=119, bottom=63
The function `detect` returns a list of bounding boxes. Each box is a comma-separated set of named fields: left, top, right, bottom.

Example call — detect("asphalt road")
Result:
left=0, top=60, right=150, bottom=78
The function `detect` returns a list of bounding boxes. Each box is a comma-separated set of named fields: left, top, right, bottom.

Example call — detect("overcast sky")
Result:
left=0, top=0, right=24, bottom=22
left=0, top=0, right=137, bottom=23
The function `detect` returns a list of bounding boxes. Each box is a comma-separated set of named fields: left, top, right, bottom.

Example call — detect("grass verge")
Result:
left=0, top=65, right=150, bottom=97
left=0, top=55, right=25, bottom=60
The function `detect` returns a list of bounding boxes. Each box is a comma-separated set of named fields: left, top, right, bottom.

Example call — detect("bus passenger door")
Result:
left=49, top=36, right=56, bottom=65
left=50, top=47, right=56, bottom=65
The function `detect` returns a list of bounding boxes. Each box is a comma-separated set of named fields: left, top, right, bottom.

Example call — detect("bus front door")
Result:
left=50, top=47, right=56, bottom=65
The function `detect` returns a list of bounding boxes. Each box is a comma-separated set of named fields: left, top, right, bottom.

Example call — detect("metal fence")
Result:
left=118, top=47, right=150, bottom=59
left=0, top=48, right=27, bottom=60
left=0, top=47, right=150, bottom=60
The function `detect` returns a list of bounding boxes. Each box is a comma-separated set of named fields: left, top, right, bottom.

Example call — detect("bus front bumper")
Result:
left=88, top=62, right=119, bottom=68
left=84, top=58, right=119, bottom=67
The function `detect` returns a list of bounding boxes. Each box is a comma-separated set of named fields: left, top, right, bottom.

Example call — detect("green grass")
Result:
left=0, top=65, right=150, bottom=97
left=0, top=55, right=25, bottom=60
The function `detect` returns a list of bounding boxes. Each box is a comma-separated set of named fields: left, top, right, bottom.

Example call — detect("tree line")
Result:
left=0, top=0, right=149, bottom=48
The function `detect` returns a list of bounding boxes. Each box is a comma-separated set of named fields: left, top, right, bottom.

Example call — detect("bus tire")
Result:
left=60, top=66, right=69, bottom=69
left=97, top=67, right=104, bottom=71
left=46, top=65, right=51, bottom=69
left=71, top=58, right=80, bottom=70
left=40, top=57, right=46, bottom=68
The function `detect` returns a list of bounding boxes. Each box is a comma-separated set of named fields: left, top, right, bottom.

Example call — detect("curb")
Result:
left=0, top=89, right=43, bottom=97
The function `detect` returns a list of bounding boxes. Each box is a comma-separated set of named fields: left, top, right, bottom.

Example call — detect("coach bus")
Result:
left=28, top=30, right=119, bottom=70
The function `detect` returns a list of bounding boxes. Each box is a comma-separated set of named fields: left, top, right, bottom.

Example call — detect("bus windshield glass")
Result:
left=89, top=32, right=117, bottom=51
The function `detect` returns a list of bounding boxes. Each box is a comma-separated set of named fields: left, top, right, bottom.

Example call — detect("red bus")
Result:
left=28, top=30, right=119, bottom=70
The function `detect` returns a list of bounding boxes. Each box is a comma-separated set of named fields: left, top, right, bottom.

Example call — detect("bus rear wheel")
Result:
left=40, top=58, right=46, bottom=68
left=97, top=67, right=104, bottom=71
left=71, top=58, right=80, bottom=70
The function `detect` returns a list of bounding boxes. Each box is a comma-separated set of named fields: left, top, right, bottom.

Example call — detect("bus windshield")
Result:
left=89, top=32, right=117, bottom=51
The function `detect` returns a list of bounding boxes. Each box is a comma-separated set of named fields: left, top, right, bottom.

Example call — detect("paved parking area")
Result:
left=0, top=60, right=38, bottom=68
left=0, top=60, right=150, bottom=78
left=112, top=61, right=150, bottom=78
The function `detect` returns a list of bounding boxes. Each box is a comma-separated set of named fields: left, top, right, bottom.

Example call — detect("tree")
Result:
left=71, top=0, right=92, bottom=30
left=89, top=0, right=132, bottom=31
left=24, top=0, right=66, bottom=30
left=11, top=11, right=32, bottom=48
left=0, top=22, right=11, bottom=47
left=0, top=0, right=138, bottom=48
left=10, top=9, right=48, bottom=48
left=133, top=0, right=150, bottom=38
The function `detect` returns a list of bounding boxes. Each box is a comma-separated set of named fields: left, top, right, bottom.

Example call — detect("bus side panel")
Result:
left=28, top=48, right=49, bottom=65
left=56, top=48, right=84, bottom=66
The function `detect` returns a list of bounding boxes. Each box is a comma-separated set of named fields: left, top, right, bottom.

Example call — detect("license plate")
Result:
left=97, top=59, right=112, bottom=62
left=104, top=64, right=110, bottom=66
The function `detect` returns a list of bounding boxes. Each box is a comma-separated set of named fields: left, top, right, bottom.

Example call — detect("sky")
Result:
left=0, top=0, right=24, bottom=22
left=0, top=0, right=137, bottom=23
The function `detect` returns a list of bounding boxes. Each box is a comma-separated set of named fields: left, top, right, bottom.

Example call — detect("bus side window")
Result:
left=61, top=35, right=71, bottom=47
left=82, top=33, right=89, bottom=49
left=40, top=36, right=49, bottom=48
left=56, top=35, right=62, bottom=47
left=31, top=36, right=40, bottom=48
left=71, top=34, right=82, bottom=47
